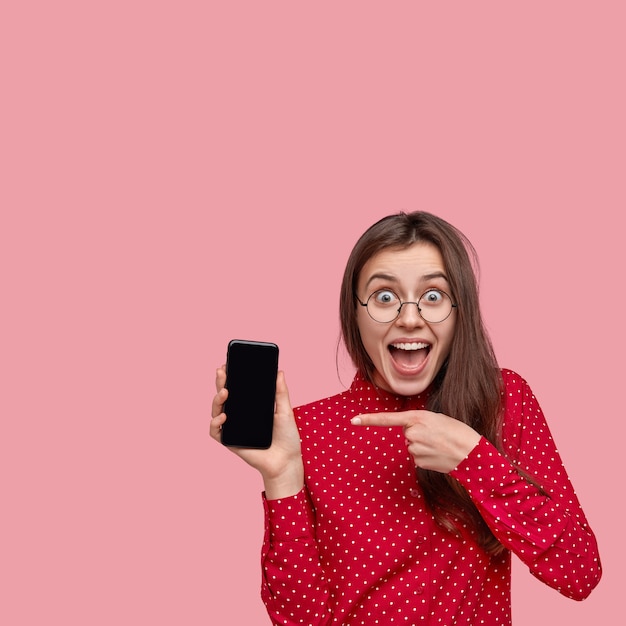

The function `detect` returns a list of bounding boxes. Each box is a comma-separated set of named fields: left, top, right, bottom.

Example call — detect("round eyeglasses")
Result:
left=356, top=288, right=457, bottom=324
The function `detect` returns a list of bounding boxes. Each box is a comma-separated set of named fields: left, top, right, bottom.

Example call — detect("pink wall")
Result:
left=3, top=2, right=623, bottom=624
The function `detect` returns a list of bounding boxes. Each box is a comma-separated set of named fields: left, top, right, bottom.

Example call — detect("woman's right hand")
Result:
left=210, top=366, right=304, bottom=499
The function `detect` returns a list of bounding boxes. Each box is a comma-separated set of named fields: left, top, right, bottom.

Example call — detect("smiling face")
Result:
left=355, top=242, right=457, bottom=396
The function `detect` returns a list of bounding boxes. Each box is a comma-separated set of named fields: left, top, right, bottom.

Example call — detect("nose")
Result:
left=395, top=301, right=423, bottom=327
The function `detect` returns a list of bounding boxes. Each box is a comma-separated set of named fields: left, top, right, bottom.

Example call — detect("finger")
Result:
left=211, top=386, right=228, bottom=419
left=215, top=366, right=226, bottom=393
left=210, top=412, right=226, bottom=441
left=350, top=412, right=415, bottom=428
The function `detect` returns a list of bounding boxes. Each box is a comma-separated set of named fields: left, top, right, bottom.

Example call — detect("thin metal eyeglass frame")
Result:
left=355, top=289, right=458, bottom=324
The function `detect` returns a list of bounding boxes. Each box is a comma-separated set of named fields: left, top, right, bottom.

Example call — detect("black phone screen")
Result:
left=222, top=339, right=279, bottom=449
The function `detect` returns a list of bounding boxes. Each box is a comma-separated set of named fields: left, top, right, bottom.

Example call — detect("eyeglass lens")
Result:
left=365, top=289, right=454, bottom=323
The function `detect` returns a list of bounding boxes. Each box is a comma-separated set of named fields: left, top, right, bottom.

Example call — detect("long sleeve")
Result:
left=450, top=371, right=602, bottom=600
left=261, top=489, right=332, bottom=625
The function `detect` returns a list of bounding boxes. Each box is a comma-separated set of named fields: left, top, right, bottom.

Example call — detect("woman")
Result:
left=210, top=211, right=601, bottom=625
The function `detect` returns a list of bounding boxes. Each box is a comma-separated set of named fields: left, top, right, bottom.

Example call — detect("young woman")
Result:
left=210, top=211, right=601, bottom=625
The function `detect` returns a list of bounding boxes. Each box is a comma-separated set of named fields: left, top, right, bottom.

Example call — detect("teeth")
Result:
left=391, top=342, right=429, bottom=351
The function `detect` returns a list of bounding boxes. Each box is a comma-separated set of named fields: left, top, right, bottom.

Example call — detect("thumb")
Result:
left=275, top=370, right=293, bottom=414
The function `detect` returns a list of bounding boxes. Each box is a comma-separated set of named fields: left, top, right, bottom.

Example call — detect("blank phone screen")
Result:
left=222, top=340, right=279, bottom=448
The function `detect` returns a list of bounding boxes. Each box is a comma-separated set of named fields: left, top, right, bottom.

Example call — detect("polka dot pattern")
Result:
left=260, top=370, right=601, bottom=624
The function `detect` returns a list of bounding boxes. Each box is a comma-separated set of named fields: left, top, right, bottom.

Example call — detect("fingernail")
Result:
left=350, top=417, right=362, bottom=426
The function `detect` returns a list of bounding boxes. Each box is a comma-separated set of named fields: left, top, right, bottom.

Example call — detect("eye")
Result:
left=372, top=289, right=400, bottom=306
left=420, top=289, right=444, bottom=305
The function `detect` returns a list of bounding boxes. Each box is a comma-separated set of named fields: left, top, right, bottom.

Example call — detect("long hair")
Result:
left=339, top=211, right=505, bottom=554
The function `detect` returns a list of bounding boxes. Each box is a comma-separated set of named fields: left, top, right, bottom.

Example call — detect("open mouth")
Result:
left=388, top=341, right=431, bottom=371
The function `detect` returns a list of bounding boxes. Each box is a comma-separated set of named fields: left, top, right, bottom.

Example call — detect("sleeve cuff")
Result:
left=262, top=488, right=316, bottom=541
left=449, top=437, right=516, bottom=501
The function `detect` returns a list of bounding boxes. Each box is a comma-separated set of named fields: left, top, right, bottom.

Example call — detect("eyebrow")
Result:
left=364, top=271, right=450, bottom=290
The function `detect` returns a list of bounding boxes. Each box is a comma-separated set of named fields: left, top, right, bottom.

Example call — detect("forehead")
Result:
left=359, top=242, right=447, bottom=285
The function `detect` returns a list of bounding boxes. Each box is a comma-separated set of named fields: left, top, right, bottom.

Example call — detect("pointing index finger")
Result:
left=351, top=413, right=412, bottom=428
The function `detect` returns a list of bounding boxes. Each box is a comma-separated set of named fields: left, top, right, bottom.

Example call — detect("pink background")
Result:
left=2, top=2, right=624, bottom=624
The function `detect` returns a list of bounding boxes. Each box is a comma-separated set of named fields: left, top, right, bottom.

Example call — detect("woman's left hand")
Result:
left=351, top=411, right=481, bottom=474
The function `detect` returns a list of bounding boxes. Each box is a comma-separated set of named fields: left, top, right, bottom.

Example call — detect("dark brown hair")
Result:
left=339, top=211, right=505, bottom=554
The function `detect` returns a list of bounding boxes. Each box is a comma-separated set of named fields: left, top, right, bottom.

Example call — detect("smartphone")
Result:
left=221, top=339, right=279, bottom=449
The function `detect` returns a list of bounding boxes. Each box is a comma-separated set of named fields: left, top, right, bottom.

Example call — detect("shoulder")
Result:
left=499, top=367, right=529, bottom=389
left=499, top=368, right=536, bottom=405
left=293, top=384, right=369, bottom=439
left=499, top=367, right=538, bottom=411
left=294, top=387, right=355, bottom=420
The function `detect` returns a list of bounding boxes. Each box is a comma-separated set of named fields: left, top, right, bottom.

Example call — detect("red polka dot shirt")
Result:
left=261, top=370, right=601, bottom=625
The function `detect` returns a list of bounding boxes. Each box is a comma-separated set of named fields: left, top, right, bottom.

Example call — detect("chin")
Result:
left=374, top=370, right=432, bottom=397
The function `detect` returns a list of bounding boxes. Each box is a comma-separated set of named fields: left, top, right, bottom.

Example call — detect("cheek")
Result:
left=357, top=315, right=385, bottom=356
left=438, top=322, right=457, bottom=358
